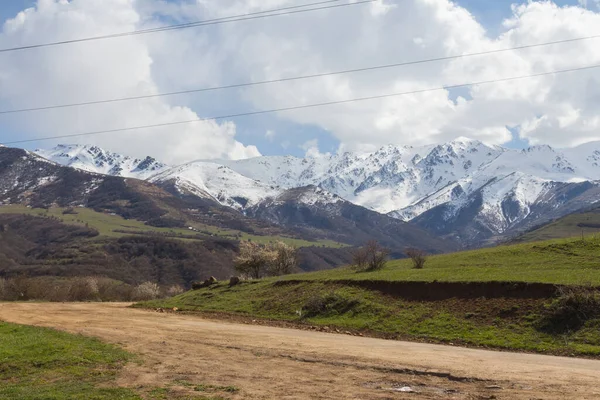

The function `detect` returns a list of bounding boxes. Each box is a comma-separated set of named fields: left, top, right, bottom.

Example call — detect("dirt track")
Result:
left=1, top=303, right=599, bottom=399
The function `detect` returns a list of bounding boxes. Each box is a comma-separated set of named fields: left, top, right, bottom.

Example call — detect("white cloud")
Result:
left=2, top=0, right=600, bottom=160
left=170, top=0, right=600, bottom=150
left=0, top=0, right=260, bottom=164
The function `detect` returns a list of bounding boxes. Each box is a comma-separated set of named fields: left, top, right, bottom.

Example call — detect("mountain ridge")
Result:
left=32, top=139, right=600, bottom=246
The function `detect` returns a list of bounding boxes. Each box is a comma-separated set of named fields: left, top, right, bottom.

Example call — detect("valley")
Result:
left=3, top=2, right=600, bottom=399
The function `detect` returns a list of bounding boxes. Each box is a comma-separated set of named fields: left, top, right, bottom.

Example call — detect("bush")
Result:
left=302, top=292, right=361, bottom=318
left=165, top=285, right=185, bottom=297
left=405, top=248, right=427, bottom=269
left=132, top=282, right=161, bottom=301
left=68, top=277, right=100, bottom=302
left=351, top=247, right=368, bottom=271
left=96, top=278, right=134, bottom=302
left=0, top=278, right=6, bottom=300
left=0, top=276, right=138, bottom=302
left=268, top=242, right=298, bottom=276
left=4, top=276, right=30, bottom=301
left=539, top=286, right=600, bottom=333
left=234, top=241, right=298, bottom=279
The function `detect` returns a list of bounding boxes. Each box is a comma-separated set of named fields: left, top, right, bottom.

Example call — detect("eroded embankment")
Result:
left=274, top=279, right=560, bottom=300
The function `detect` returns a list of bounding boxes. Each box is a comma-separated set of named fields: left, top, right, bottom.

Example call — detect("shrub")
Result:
left=405, top=248, right=427, bottom=269
left=302, top=292, right=361, bottom=318
left=539, top=286, right=600, bottom=333
left=68, top=277, right=100, bottom=302
left=0, top=278, right=6, bottom=300
left=235, top=241, right=298, bottom=279
left=234, top=242, right=273, bottom=279
left=0, top=276, right=137, bottom=302
left=5, top=276, right=30, bottom=301
left=268, top=242, right=298, bottom=276
left=96, top=278, right=134, bottom=302
left=351, top=247, right=368, bottom=270
left=165, top=285, right=185, bottom=297
left=132, top=282, right=161, bottom=301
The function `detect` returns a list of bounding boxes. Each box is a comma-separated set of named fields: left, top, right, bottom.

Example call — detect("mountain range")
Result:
left=0, top=145, right=453, bottom=262
left=32, top=138, right=600, bottom=246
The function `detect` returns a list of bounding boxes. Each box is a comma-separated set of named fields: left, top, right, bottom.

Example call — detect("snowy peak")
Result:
left=149, top=161, right=281, bottom=211
left=34, top=144, right=167, bottom=179
left=268, top=185, right=342, bottom=207
left=32, top=138, right=600, bottom=245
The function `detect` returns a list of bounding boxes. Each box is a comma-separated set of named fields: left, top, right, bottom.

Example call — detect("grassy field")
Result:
left=515, top=212, right=600, bottom=243
left=0, top=205, right=345, bottom=248
left=138, top=235, right=600, bottom=357
left=0, top=322, right=138, bottom=399
left=0, top=322, right=241, bottom=399
left=275, top=235, right=600, bottom=286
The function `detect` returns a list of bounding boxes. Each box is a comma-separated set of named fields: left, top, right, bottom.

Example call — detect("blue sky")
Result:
left=0, top=0, right=597, bottom=159
left=456, top=0, right=586, bottom=33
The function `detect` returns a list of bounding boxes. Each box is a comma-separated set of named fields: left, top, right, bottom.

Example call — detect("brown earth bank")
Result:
left=275, top=280, right=562, bottom=300
left=1, top=303, right=599, bottom=399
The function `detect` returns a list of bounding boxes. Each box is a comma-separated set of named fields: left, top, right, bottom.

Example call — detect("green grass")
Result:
left=277, top=235, right=600, bottom=286
left=0, top=322, right=241, bottom=399
left=0, top=322, right=139, bottom=400
left=0, top=205, right=346, bottom=248
left=516, top=212, right=600, bottom=243
left=137, top=235, right=600, bottom=357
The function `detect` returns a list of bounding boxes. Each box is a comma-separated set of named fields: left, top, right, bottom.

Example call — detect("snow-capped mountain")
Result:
left=149, top=161, right=281, bottom=211
left=214, top=137, right=600, bottom=244
left=32, top=138, right=600, bottom=246
left=35, top=144, right=166, bottom=179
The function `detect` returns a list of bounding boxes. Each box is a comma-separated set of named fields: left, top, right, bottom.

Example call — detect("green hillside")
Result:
left=139, top=235, right=600, bottom=357
left=0, top=205, right=345, bottom=248
left=515, top=211, right=600, bottom=243
left=279, top=235, right=600, bottom=286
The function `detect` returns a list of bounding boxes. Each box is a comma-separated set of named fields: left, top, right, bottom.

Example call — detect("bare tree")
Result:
left=353, top=240, right=390, bottom=271
left=165, top=284, right=185, bottom=297
left=234, top=241, right=277, bottom=279
left=268, top=242, right=299, bottom=276
left=405, top=248, right=427, bottom=269
left=351, top=246, right=368, bottom=270
left=365, top=240, right=390, bottom=271
left=235, top=241, right=298, bottom=279
left=132, top=282, right=161, bottom=301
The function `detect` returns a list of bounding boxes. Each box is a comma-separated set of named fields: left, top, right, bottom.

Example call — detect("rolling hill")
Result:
left=139, top=235, right=600, bottom=358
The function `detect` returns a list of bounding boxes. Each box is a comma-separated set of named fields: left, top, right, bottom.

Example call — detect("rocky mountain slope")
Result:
left=1, top=146, right=454, bottom=258
left=247, top=186, right=454, bottom=255
left=35, top=144, right=166, bottom=179
left=35, top=138, right=600, bottom=246
left=216, top=138, right=600, bottom=245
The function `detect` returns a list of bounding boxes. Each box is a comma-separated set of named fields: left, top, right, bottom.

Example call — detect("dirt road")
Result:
left=1, top=303, right=599, bottom=399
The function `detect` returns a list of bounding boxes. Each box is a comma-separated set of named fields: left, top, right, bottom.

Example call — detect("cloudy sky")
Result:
left=1, top=0, right=600, bottom=163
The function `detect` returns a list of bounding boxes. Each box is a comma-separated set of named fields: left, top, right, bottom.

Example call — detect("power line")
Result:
left=0, top=0, right=374, bottom=54
left=2, top=33, right=600, bottom=115
left=4, top=63, right=600, bottom=146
